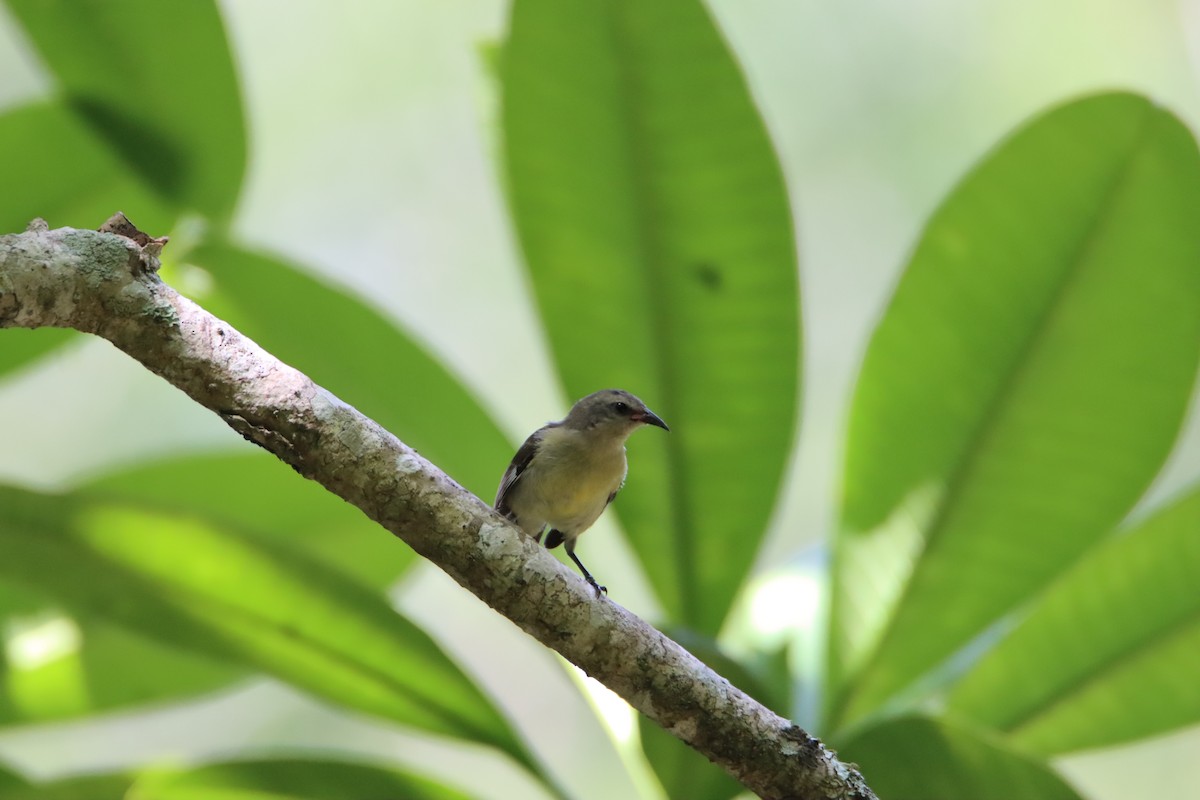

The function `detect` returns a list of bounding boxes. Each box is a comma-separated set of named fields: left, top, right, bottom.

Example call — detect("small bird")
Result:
left=495, top=389, right=669, bottom=596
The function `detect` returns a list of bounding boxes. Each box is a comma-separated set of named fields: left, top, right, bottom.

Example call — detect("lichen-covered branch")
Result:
left=0, top=217, right=876, bottom=800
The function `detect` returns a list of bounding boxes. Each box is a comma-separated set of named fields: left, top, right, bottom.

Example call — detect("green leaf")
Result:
left=128, top=758, right=472, bottom=800
left=0, top=601, right=242, bottom=726
left=502, top=0, right=799, bottom=633
left=0, top=486, right=532, bottom=773
left=183, top=242, right=512, bottom=501
left=5, top=0, right=246, bottom=219
left=840, top=715, right=1083, bottom=800
left=0, top=450, right=410, bottom=727
left=0, top=765, right=28, bottom=790
left=0, top=101, right=175, bottom=235
left=948, top=486, right=1200, bottom=753
left=0, top=579, right=56, bottom=620
left=828, top=92, right=1200, bottom=727
left=82, top=452, right=413, bottom=589
left=0, top=450, right=419, bottom=727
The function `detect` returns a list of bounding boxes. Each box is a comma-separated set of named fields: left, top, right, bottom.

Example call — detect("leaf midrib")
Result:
left=602, top=2, right=698, bottom=625
left=998, top=570, right=1200, bottom=741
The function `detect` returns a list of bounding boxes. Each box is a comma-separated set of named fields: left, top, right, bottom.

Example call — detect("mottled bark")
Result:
left=0, top=217, right=875, bottom=800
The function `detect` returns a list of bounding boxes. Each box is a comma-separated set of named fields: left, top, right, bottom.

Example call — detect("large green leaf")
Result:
left=949, top=486, right=1200, bottom=753
left=183, top=242, right=511, bottom=501
left=0, top=450, right=416, bottom=727
left=127, top=758, right=472, bottom=800
left=83, top=452, right=413, bottom=588
left=502, top=0, right=799, bottom=633
left=5, top=0, right=245, bottom=219
left=840, top=715, right=1083, bottom=800
left=0, top=486, right=533, bottom=775
left=828, top=93, right=1200, bottom=728
left=0, top=450, right=412, bottom=727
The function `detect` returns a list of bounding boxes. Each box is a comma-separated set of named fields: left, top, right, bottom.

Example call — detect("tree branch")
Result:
left=0, top=217, right=875, bottom=800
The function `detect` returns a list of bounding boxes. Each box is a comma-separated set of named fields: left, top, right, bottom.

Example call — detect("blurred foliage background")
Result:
left=1, top=1, right=1200, bottom=798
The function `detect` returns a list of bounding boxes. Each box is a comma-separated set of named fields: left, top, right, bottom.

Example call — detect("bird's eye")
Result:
left=613, top=401, right=630, bottom=414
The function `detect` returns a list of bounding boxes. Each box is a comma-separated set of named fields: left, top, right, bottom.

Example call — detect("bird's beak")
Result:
left=633, top=408, right=670, bottom=431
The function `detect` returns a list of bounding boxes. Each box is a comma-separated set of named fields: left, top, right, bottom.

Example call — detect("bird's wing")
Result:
left=494, top=426, right=548, bottom=516
left=606, top=469, right=628, bottom=507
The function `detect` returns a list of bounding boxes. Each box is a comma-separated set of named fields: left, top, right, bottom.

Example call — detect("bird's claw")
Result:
left=586, top=577, right=608, bottom=597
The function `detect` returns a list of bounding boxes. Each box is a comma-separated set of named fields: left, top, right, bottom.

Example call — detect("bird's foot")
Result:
left=586, top=576, right=608, bottom=597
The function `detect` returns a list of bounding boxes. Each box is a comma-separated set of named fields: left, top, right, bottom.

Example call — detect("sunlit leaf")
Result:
left=5, top=0, right=245, bottom=219
left=0, top=600, right=241, bottom=726
left=840, top=715, right=1083, bottom=800
left=949, top=486, right=1200, bottom=753
left=829, top=92, right=1200, bottom=727
left=0, top=448, right=413, bottom=727
left=0, top=486, right=533, bottom=774
left=503, top=0, right=799, bottom=633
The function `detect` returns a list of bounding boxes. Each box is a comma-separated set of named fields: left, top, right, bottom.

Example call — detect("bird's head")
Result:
left=564, top=389, right=670, bottom=437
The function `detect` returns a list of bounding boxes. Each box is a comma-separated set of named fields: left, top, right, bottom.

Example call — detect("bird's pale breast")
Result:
left=514, top=427, right=627, bottom=538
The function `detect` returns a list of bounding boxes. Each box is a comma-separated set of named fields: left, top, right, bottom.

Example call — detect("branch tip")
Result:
left=99, top=211, right=170, bottom=250
left=98, top=212, right=169, bottom=274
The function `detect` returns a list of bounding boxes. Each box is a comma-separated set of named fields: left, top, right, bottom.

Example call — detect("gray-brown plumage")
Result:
left=495, top=389, right=669, bottom=596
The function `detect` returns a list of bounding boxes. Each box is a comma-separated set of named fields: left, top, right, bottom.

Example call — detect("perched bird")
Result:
left=495, top=389, right=669, bottom=596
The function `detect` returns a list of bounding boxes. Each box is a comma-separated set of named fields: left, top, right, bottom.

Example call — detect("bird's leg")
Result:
left=565, top=542, right=607, bottom=597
